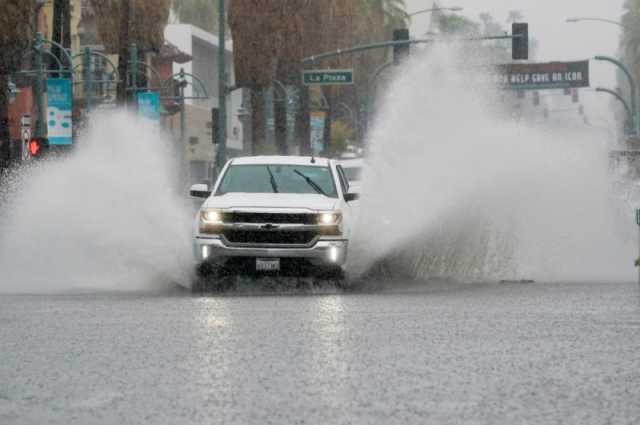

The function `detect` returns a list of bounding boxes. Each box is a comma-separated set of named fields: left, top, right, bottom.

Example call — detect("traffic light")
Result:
left=571, top=89, right=579, bottom=103
left=393, top=29, right=410, bottom=65
left=211, top=108, right=219, bottom=144
left=512, top=23, right=529, bottom=60
left=28, top=138, right=48, bottom=158
left=533, top=91, right=540, bottom=106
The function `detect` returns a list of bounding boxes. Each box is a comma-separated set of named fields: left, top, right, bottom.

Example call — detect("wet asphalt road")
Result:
left=1, top=281, right=639, bottom=425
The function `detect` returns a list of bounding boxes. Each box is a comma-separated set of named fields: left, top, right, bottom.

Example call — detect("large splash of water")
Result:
left=350, top=46, right=636, bottom=283
left=0, top=111, right=194, bottom=293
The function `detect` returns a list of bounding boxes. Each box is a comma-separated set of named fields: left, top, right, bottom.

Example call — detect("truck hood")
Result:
left=203, top=193, right=339, bottom=212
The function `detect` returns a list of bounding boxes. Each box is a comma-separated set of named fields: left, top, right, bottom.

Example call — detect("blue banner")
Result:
left=137, top=91, right=161, bottom=122
left=46, top=78, right=73, bottom=145
left=310, top=111, right=326, bottom=155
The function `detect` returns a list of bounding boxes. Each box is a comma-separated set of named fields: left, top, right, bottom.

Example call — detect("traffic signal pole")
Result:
left=216, top=0, right=227, bottom=173
left=302, top=34, right=524, bottom=65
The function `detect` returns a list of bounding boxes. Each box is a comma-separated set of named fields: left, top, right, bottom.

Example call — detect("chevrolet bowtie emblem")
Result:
left=261, top=223, right=279, bottom=230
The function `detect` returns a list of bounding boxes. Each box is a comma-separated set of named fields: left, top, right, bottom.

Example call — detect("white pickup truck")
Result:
left=190, top=156, right=359, bottom=286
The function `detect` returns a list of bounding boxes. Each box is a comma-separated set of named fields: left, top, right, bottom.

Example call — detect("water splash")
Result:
left=0, top=111, right=194, bottom=293
left=350, top=46, right=635, bottom=283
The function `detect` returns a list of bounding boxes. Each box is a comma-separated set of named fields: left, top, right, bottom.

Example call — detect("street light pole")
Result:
left=595, top=87, right=634, bottom=134
left=566, top=17, right=627, bottom=30
left=83, top=47, right=93, bottom=113
left=409, top=6, right=463, bottom=18
left=594, top=56, right=639, bottom=135
left=34, top=33, right=45, bottom=140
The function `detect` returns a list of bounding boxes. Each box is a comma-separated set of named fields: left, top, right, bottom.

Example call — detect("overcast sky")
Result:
left=407, top=0, right=626, bottom=87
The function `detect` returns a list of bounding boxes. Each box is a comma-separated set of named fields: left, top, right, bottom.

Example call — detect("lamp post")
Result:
left=594, top=56, right=639, bottom=135
left=566, top=17, right=628, bottom=29
left=594, top=87, right=634, bottom=135
left=409, top=6, right=463, bottom=18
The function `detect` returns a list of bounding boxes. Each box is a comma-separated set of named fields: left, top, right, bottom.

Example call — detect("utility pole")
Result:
left=216, top=0, right=227, bottom=172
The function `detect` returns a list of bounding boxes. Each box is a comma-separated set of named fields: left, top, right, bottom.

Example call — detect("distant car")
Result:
left=336, top=158, right=364, bottom=192
left=190, top=156, right=360, bottom=287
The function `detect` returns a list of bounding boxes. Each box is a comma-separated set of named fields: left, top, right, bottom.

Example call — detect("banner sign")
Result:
left=494, top=60, right=590, bottom=91
left=137, top=91, right=161, bottom=122
left=310, top=111, right=326, bottom=154
left=46, top=78, right=73, bottom=145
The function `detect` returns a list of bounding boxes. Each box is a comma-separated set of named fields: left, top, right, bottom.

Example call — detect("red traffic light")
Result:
left=28, top=138, right=47, bottom=158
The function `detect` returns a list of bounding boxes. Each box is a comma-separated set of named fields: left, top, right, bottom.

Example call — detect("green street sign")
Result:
left=303, top=69, right=354, bottom=86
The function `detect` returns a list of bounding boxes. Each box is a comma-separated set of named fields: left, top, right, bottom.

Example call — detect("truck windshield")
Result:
left=216, top=164, right=338, bottom=198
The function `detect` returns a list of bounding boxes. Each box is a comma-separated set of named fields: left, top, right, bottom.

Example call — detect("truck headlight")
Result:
left=317, top=211, right=342, bottom=225
left=201, top=209, right=223, bottom=224
left=200, top=209, right=224, bottom=234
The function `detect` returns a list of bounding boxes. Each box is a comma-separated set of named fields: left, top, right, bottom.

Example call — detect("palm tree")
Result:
left=171, top=0, right=227, bottom=35
left=0, top=0, right=34, bottom=171
left=622, top=0, right=640, bottom=82
left=90, top=0, right=171, bottom=104
left=228, top=0, right=407, bottom=154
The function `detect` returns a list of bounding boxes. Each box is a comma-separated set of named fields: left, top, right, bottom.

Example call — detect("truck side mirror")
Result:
left=190, top=183, right=211, bottom=199
left=344, top=192, right=360, bottom=202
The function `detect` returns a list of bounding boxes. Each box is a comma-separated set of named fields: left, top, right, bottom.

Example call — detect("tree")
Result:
left=621, top=0, right=640, bottom=143
left=90, top=0, right=171, bottom=104
left=365, top=0, right=409, bottom=34
left=330, top=120, right=354, bottom=155
left=229, top=0, right=407, bottom=154
left=506, top=10, right=524, bottom=24
left=439, top=14, right=481, bottom=36
left=622, top=0, right=640, bottom=86
left=0, top=0, right=34, bottom=171
left=171, top=0, right=227, bottom=35
left=51, top=0, right=72, bottom=77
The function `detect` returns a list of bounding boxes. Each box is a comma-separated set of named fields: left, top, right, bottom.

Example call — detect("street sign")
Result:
left=20, top=114, right=32, bottom=128
left=21, top=128, right=31, bottom=161
left=8, top=81, right=19, bottom=104
left=303, top=69, right=354, bottom=86
left=493, top=60, right=590, bottom=91
left=46, top=78, right=73, bottom=145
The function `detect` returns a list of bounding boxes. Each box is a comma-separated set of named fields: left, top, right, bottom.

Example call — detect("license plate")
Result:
left=256, top=258, right=280, bottom=271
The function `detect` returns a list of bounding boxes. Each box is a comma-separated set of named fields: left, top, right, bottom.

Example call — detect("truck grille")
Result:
left=222, top=212, right=316, bottom=224
left=222, top=230, right=317, bottom=245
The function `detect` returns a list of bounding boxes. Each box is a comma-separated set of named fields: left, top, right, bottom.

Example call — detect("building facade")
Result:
left=164, top=24, right=247, bottom=185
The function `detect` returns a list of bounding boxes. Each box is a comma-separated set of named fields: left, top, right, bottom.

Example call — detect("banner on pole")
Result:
left=137, top=91, right=161, bottom=122
left=46, top=78, right=73, bottom=145
left=492, top=61, right=590, bottom=91
left=310, top=111, right=326, bottom=155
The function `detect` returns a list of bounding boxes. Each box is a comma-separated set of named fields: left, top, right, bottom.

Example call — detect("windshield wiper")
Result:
left=266, top=165, right=279, bottom=193
left=293, top=169, right=328, bottom=197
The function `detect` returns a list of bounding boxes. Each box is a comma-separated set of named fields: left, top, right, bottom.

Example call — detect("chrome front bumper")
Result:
left=194, top=236, right=348, bottom=267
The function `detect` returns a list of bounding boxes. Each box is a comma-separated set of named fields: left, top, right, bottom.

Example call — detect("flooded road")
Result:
left=1, top=281, right=639, bottom=425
